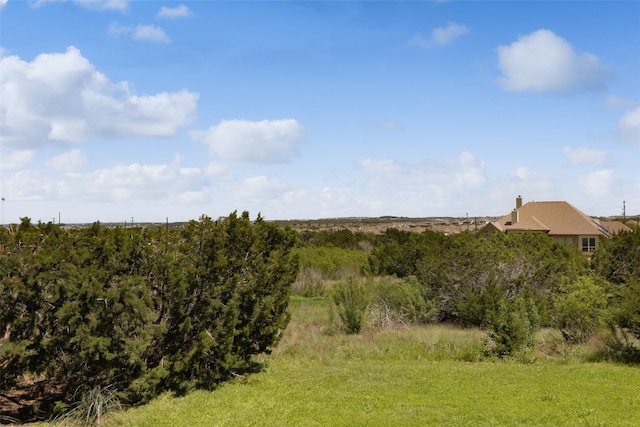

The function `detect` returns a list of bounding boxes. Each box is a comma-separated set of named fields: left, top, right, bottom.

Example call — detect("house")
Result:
left=478, top=196, right=631, bottom=255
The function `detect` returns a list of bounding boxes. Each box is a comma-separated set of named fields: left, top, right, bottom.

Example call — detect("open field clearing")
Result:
left=105, top=298, right=640, bottom=427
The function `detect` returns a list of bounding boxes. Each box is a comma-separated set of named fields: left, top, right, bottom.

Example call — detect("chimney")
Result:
left=511, top=209, right=519, bottom=224
left=516, top=195, right=523, bottom=209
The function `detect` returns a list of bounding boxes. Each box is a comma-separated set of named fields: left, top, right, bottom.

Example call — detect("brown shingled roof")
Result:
left=494, top=201, right=607, bottom=236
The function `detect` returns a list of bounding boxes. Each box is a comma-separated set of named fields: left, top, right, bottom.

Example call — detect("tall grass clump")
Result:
left=294, top=246, right=370, bottom=281
left=292, top=266, right=326, bottom=297
left=54, top=385, right=122, bottom=426
left=331, top=276, right=370, bottom=334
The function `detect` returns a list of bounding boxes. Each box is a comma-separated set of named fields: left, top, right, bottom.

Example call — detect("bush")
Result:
left=332, top=276, right=370, bottom=334
left=486, top=297, right=539, bottom=357
left=552, top=275, right=608, bottom=344
left=0, top=212, right=299, bottom=420
left=368, top=277, right=435, bottom=328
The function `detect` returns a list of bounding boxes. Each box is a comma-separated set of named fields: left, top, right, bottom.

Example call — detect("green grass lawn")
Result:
left=107, top=298, right=640, bottom=427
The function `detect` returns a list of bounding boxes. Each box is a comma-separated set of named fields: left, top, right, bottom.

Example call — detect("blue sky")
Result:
left=1, top=0, right=639, bottom=224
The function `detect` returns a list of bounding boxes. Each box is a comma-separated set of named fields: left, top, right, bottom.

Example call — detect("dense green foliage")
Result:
left=592, top=226, right=640, bottom=346
left=551, top=275, right=608, bottom=344
left=1, top=218, right=637, bottom=421
left=300, top=225, right=638, bottom=357
left=370, top=230, right=588, bottom=327
left=0, top=213, right=298, bottom=419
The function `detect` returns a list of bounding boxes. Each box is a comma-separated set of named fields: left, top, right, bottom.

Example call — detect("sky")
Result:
left=0, top=0, right=639, bottom=224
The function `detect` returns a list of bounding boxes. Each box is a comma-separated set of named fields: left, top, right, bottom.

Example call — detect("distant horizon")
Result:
left=3, top=209, right=636, bottom=228
left=1, top=1, right=638, bottom=224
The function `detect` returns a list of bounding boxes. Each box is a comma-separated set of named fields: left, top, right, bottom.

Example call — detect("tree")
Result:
left=0, top=212, right=299, bottom=420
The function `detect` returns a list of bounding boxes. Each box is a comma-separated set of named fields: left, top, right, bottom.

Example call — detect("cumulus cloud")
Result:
left=579, top=169, right=613, bottom=197
left=0, top=0, right=7, bottom=11
left=432, top=22, right=469, bottom=46
left=132, top=24, right=171, bottom=43
left=157, top=4, right=191, bottom=19
left=354, top=151, right=487, bottom=215
left=232, top=176, right=289, bottom=205
left=617, top=107, right=640, bottom=146
left=0, top=46, right=198, bottom=148
left=496, top=29, right=614, bottom=94
left=46, top=148, right=87, bottom=172
left=409, top=22, right=469, bottom=49
left=562, top=146, right=608, bottom=166
left=192, top=119, right=305, bottom=163
left=9, top=157, right=205, bottom=201
left=109, top=23, right=171, bottom=43
left=1, top=150, right=36, bottom=170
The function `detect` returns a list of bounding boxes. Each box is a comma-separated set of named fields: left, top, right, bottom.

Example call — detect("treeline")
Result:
left=1, top=215, right=638, bottom=421
left=294, top=226, right=640, bottom=356
left=0, top=213, right=298, bottom=420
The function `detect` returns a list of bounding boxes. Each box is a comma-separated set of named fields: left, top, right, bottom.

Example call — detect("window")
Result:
left=554, top=236, right=573, bottom=247
left=582, top=237, right=596, bottom=253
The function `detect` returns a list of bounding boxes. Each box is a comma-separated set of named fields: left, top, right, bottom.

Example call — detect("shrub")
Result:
left=486, top=297, right=538, bottom=357
left=368, top=277, right=435, bottom=328
left=332, top=276, right=370, bottom=334
left=0, top=212, right=299, bottom=420
left=552, top=275, right=608, bottom=344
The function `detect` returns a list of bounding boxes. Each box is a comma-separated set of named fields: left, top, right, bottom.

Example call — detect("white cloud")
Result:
left=204, top=161, right=231, bottom=179
left=0, top=46, right=198, bottom=148
left=107, top=22, right=131, bottom=38
left=46, top=148, right=87, bottom=172
left=232, top=176, right=289, bottom=205
left=0, top=0, right=7, bottom=11
left=109, top=23, right=170, bottom=43
left=409, top=22, right=469, bottom=49
left=510, top=166, right=530, bottom=181
left=132, top=24, right=171, bottom=43
left=7, top=158, right=206, bottom=202
left=354, top=151, right=487, bottom=215
left=562, top=146, right=608, bottom=166
left=34, top=0, right=128, bottom=11
left=617, top=107, right=640, bottom=146
left=579, top=169, right=613, bottom=197
left=157, top=4, right=191, bottom=19
left=75, top=0, right=127, bottom=10
left=192, top=119, right=305, bottom=164
left=497, top=29, right=613, bottom=94
left=1, top=150, right=36, bottom=170
left=432, top=22, right=469, bottom=47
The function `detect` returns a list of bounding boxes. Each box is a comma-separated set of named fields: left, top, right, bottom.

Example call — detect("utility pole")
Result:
left=622, top=200, right=626, bottom=220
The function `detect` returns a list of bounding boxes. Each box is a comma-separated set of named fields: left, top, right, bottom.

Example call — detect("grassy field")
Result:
left=106, top=297, right=640, bottom=427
